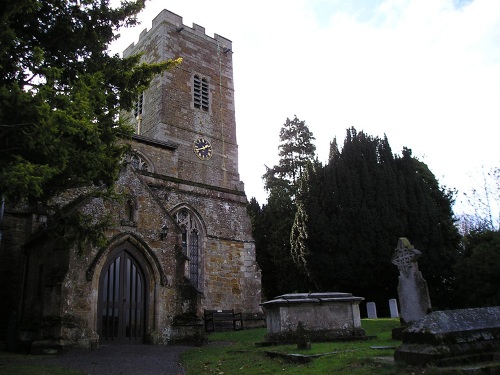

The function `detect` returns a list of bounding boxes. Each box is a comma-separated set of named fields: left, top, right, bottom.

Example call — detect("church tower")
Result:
left=123, top=10, right=241, bottom=192
left=122, top=10, right=262, bottom=318
left=0, top=9, right=262, bottom=350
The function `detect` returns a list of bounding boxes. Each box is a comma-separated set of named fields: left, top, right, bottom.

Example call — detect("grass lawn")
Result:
left=181, top=318, right=428, bottom=375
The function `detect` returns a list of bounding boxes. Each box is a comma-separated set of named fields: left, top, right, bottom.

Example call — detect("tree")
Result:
left=263, top=115, right=317, bottom=197
left=0, top=0, right=181, bottom=205
left=291, top=128, right=461, bottom=313
left=252, top=116, right=317, bottom=299
left=457, top=165, right=500, bottom=234
left=454, top=229, right=500, bottom=307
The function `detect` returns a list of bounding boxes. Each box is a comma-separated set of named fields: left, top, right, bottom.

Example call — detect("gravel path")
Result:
left=34, top=344, right=190, bottom=375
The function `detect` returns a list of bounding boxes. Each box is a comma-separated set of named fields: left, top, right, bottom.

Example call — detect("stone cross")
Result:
left=391, top=237, right=422, bottom=277
left=392, top=237, right=431, bottom=324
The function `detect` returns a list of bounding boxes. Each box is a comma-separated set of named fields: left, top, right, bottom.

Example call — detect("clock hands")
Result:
left=195, top=144, right=210, bottom=151
left=194, top=138, right=212, bottom=160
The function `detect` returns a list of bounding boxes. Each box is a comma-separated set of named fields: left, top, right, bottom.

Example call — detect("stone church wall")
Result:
left=0, top=8, right=262, bottom=351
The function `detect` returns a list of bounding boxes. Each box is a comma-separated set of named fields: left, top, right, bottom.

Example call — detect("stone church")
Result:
left=0, top=9, right=262, bottom=351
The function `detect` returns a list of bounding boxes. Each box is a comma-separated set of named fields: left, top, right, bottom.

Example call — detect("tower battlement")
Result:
left=124, top=9, right=232, bottom=57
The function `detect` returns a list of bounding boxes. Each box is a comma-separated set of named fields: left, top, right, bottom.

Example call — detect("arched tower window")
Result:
left=193, top=74, right=209, bottom=111
left=133, top=92, right=144, bottom=135
left=175, top=208, right=203, bottom=289
left=133, top=92, right=144, bottom=118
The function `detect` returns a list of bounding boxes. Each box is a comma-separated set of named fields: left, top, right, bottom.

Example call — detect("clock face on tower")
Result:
left=193, top=137, right=213, bottom=160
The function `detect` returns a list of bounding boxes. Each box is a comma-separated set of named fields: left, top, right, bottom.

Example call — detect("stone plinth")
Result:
left=395, top=307, right=500, bottom=366
left=261, top=292, right=365, bottom=343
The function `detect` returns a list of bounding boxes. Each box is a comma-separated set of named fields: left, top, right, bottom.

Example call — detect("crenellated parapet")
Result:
left=124, top=9, right=232, bottom=57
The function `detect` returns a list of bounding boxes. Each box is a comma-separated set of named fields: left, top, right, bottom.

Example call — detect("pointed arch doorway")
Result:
left=98, top=248, right=147, bottom=344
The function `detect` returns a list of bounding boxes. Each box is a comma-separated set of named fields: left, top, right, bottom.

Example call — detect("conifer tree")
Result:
left=291, top=127, right=460, bottom=312
left=254, top=116, right=317, bottom=299
left=0, top=0, right=180, bottom=205
left=454, top=229, right=500, bottom=307
left=263, top=115, right=316, bottom=197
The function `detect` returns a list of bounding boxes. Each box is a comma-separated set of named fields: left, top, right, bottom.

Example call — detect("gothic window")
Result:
left=130, top=153, right=150, bottom=172
left=175, top=209, right=202, bottom=289
left=189, top=232, right=199, bottom=286
left=193, top=74, right=209, bottom=111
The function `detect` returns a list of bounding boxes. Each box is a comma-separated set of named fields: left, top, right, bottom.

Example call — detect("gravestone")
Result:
left=391, top=237, right=431, bottom=324
left=394, top=307, right=500, bottom=366
left=367, top=302, right=378, bottom=319
left=389, top=299, right=399, bottom=319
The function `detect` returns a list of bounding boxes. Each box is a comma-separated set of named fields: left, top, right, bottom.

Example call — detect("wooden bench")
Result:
left=204, top=309, right=243, bottom=332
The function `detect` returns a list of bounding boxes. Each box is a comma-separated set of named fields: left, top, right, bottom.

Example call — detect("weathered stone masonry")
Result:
left=0, top=9, right=262, bottom=351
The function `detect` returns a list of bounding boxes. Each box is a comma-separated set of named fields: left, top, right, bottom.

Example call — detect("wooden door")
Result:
left=98, top=250, right=145, bottom=343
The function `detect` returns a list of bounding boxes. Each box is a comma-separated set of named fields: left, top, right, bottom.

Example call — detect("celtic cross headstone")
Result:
left=392, top=238, right=431, bottom=324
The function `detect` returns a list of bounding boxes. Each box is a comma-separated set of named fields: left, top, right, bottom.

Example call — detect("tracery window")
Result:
left=130, top=153, right=150, bottom=171
left=175, top=209, right=202, bottom=289
left=193, top=74, right=209, bottom=111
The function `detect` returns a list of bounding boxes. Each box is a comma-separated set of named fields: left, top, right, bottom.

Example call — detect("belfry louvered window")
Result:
left=193, top=75, right=209, bottom=111
left=134, top=92, right=144, bottom=118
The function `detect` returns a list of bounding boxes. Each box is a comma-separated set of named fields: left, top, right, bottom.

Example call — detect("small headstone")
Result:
left=367, top=302, right=377, bottom=319
left=394, top=307, right=500, bottom=366
left=391, top=237, right=431, bottom=324
left=389, top=299, right=399, bottom=318
left=296, top=321, right=311, bottom=350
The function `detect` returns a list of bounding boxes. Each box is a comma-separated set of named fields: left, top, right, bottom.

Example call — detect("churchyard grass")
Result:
left=181, top=318, right=414, bottom=374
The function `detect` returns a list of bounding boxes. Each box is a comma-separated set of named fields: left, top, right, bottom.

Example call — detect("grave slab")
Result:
left=394, top=306, right=500, bottom=366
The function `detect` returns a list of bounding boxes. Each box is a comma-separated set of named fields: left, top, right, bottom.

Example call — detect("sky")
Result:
left=110, top=0, right=500, bottom=214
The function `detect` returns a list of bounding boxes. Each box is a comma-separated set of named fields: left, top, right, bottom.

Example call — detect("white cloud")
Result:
left=112, top=0, right=500, bottom=209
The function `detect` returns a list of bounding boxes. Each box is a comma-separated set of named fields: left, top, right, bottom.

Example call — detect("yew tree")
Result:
left=454, top=229, right=500, bottom=307
left=0, top=0, right=180, bottom=205
left=291, top=128, right=461, bottom=312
